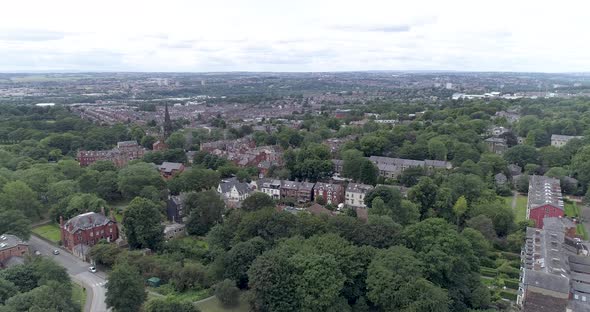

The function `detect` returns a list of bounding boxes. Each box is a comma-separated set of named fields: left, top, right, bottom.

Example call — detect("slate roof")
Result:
left=523, top=269, right=570, bottom=294
left=218, top=177, right=251, bottom=195
left=346, top=183, right=374, bottom=194
left=552, top=134, right=583, bottom=141
left=63, top=212, right=114, bottom=234
left=0, top=234, right=27, bottom=251
left=528, top=175, right=564, bottom=211
left=158, top=162, right=183, bottom=173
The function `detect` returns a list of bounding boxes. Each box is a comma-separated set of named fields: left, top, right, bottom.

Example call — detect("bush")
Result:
left=214, top=279, right=239, bottom=307
left=504, top=279, right=519, bottom=290
left=499, top=290, right=517, bottom=301
left=480, top=267, right=497, bottom=278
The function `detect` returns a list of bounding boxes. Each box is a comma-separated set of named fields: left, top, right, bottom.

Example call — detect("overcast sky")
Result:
left=1, top=0, right=589, bottom=72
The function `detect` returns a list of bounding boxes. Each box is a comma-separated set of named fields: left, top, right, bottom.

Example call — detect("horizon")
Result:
left=1, top=0, right=590, bottom=72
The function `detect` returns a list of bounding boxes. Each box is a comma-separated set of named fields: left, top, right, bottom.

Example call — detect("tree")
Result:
left=428, top=138, right=447, bottom=160
left=503, top=145, right=539, bottom=168
left=144, top=298, right=201, bottom=312
left=166, top=132, right=186, bottom=149
left=224, top=237, right=267, bottom=288
left=292, top=253, right=346, bottom=311
left=248, top=253, right=299, bottom=312
left=0, top=210, right=31, bottom=240
left=172, top=262, right=210, bottom=292
left=0, top=278, right=17, bottom=304
left=398, top=166, right=425, bottom=187
left=123, top=197, right=164, bottom=250
left=0, top=180, right=42, bottom=219
left=89, top=243, right=122, bottom=267
left=453, top=196, right=468, bottom=226
left=364, top=186, right=402, bottom=208
left=367, top=246, right=449, bottom=312
left=185, top=190, right=225, bottom=235
left=516, top=175, right=529, bottom=193
left=408, top=177, right=438, bottom=217
left=89, top=160, right=118, bottom=172
left=106, top=262, right=147, bottom=312
left=118, top=163, right=164, bottom=199
left=466, top=215, right=497, bottom=241
left=57, top=159, right=84, bottom=180
left=215, top=279, right=240, bottom=307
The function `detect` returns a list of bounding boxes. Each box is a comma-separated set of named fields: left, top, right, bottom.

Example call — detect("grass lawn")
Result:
left=196, top=293, right=250, bottom=312
left=32, top=224, right=61, bottom=243
left=503, top=194, right=528, bottom=222
left=72, top=282, right=86, bottom=311
left=565, top=202, right=580, bottom=218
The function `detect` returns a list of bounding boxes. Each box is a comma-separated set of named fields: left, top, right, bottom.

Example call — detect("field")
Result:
left=72, top=282, right=86, bottom=311
left=196, top=294, right=250, bottom=312
left=32, top=223, right=61, bottom=243
left=503, top=194, right=528, bottom=222
left=565, top=202, right=580, bottom=218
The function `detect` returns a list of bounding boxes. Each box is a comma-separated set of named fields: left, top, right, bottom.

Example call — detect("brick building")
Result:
left=0, top=234, right=28, bottom=268
left=77, top=140, right=145, bottom=167
left=314, top=182, right=344, bottom=205
left=60, top=211, right=119, bottom=260
left=526, top=175, right=564, bottom=228
left=158, top=162, right=185, bottom=179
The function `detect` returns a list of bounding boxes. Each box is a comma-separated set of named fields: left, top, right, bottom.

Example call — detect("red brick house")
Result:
left=0, top=234, right=28, bottom=268
left=157, top=162, right=185, bottom=179
left=60, top=212, right=119, bottom=260
left=526, top=175, right=564, bottom=228
left=314, top=182, right=344, bottom=205
left=77, top=140, right=145, bottom=167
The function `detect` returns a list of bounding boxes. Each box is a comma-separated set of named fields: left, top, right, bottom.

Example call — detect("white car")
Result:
left=52, top=249, right=60, bottom=255
left=89, top=266, right=97, bottom=273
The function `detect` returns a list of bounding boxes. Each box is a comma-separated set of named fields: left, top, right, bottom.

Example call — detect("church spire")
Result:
left=163, top=103, right=172, bottom=138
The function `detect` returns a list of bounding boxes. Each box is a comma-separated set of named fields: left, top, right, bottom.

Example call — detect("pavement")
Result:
left=29, top=235, right=110, bottom=312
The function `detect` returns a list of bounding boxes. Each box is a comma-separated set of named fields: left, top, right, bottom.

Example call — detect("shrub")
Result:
left=214, top=279, right=239, bottom=307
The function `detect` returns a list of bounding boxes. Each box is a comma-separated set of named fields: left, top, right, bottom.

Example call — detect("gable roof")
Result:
left=158, top=162, right=184, bottom=173
left=0, top=234, right=27, bottom=251
left=219, top=177, right=251, bottom=195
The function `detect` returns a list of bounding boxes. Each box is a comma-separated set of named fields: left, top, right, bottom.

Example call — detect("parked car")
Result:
left=89, top=266, right=97, bottom=273
left=34, top=250, right=41, bottom=256
left=52, top=249, right=60, bottom=255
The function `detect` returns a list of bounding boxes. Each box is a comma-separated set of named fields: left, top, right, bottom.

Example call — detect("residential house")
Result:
left=526, top=175, right=564, bottom=228
left=369, top=156, right=452, bottom=179
left=495, top=173, right=508, bottom=186
left=280, top=181, right=301, bottom=200
left=298, top=182, right=315, bottom=203
left=0, top=234, right=28, bottom=269
left=217, top=177, right=252, bottom=203
left=518, top=217, right=590, bottom=311
left=60, top=211, right=119, bottom=260
left=551, top=134, right=584, bottom=147
left=166, top=194, right=186, bottom=223
left=484, top=137, right=508, bottom=154
left=345, top=183, right=374, bottom=208
left=158, top=162, right=185, bottom=179
left=256, top=179, right=282, bottom=200
left=508, top=164, right=522, bottom=177
left=314, top=182, right=344, bottom=205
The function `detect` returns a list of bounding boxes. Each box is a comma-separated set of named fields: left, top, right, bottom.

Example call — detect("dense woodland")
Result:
left=1, top=98, right=590, bottom=311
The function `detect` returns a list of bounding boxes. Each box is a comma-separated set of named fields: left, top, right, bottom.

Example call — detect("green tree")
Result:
left=0, top=278, right=17, bottom=304
left=166, top=132, right=186, bottom=149
left=248, top=253, right=299, bottom=312
left=144, top=298, right=200, bottom=312
left=214, top=279, right=240, bottom=307
left=367, top=246, right=449, bottom=312
left=123, top=197, right=164, bottom=250
left=504, top=145, right=539, bottom=168
left=118, top=163, right=164, bottom=199
left=428, top=138, right=447, bottom=160
left=106, top=262, right=147, bottom=312
left=185, top=190, right=225, bottom=235
left=89, top=160, right=118, bottom=172
left=0, top=180, right=42, bottom=219
left=89, top=243, right=122, bottom=267
left=0, top=210, right=31, bottom=240
left=224, top=237, right=267, bottom=288
left=453, top=196, right=468, bottom=226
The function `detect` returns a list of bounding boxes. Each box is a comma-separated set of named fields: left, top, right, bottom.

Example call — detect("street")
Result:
left=29, top=235, right=110, bottom=312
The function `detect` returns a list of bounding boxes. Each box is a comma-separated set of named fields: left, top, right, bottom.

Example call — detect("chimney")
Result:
left=110, top=209, right=115, bottom=222
left=59, top=216, right=64, bottom=227
left=101, top=206, right=105, bottom=216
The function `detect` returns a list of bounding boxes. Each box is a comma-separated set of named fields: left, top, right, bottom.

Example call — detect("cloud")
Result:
left=332, top=24, right=412, bottom=33
left=0, top=29, right=68, bottom=41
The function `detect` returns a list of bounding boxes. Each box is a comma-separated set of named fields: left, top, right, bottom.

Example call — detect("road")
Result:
left=29, top=235, right=110, bottom=312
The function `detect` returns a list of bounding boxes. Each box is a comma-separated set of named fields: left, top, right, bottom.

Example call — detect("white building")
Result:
left=345, top=183, right=374, bottom=208
left=217, top=177, right=252, bottom=202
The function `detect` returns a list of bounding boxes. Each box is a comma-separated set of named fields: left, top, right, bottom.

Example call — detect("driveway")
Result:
left=29, top=235, right=110, bottom=312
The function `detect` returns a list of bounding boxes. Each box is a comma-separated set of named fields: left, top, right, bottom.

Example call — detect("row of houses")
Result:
left=517, top=217, right=590, bottom=311
left=77, top=140, right=146, bottom=167
left=367, top=156, right=452, bottom=179
left=216, top=177, right=369, bottom=207
left=200, top=138, right=282, bottom=177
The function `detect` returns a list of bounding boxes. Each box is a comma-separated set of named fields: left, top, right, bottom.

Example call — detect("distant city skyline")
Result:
left=1, top=0, right=589, bottom=73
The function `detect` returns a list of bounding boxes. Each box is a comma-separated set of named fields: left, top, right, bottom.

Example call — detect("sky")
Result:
left=1, top=0, right=589, bottom=72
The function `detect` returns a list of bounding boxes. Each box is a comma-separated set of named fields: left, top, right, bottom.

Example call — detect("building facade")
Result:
left=0, top=234, right=28, bottom=268
left=345, top=183, right=374, bottom=208
left=526, top=175, right=564, bottom=228
left=551, top=134, right=583, bottom=147
left=60, top=212, right=119, bottom=259
left=77, top=140, right=145, bottom=167
left=314, top=182, right=344, bottom=205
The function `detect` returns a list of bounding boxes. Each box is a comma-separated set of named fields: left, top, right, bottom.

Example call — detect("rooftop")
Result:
left=0, top=234, right=28, bottom=251
left=63, top=212, right=114, bottom=234
left=528, top=175, right=564, bottom=211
